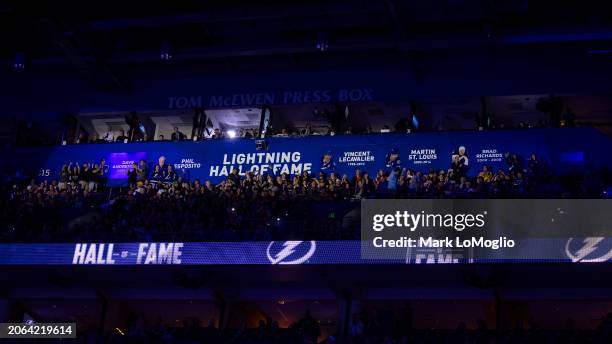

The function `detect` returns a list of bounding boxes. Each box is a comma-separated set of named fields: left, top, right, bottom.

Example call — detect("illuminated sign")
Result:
left=0, top=239, right=610, bottom=265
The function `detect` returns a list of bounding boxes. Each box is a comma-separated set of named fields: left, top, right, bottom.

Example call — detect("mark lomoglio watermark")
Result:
left=360, top=199, right=612, bottom=262
left=370, top=209, right=514, bottom=250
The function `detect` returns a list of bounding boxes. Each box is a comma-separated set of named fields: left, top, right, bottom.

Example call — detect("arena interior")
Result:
left=0, top=1, right=611, bottom=343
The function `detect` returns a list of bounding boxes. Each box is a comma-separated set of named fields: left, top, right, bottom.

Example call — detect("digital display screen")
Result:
left=0, top=238, right=610, bottom=265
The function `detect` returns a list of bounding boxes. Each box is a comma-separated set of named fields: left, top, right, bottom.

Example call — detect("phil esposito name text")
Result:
left=372, top=236, right=515, bottom=250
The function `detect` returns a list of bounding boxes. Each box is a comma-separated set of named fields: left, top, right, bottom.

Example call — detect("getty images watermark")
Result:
left=360, top=199, right=612, bottom=263
left=370, top=209, right=516, bottom=250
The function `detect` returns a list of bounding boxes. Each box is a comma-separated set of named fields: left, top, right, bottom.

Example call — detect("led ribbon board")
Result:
left=0, top=238, right=610, bottom=265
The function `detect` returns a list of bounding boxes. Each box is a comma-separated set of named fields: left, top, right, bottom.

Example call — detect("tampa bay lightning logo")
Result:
left=267, top=241, right=316, bottom=265
left=565, top=237, right=612, bottom=263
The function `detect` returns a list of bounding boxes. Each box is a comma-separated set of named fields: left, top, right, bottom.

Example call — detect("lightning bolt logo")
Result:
left=266, top=241, right=316, bottom=265
left=273, top=241, right=302, bottom=264
left=573, top=237, right=603, bottom=262
left=565, top=237, right=612, bottom=263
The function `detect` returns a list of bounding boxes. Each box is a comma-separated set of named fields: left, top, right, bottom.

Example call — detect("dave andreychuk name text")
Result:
left=372, top=236, right=515, bottom=250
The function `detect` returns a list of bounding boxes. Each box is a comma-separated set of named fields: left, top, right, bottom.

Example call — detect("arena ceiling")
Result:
left=2, top=1, right=612, bottom=89
left=1, top=1, right=612, bottom=135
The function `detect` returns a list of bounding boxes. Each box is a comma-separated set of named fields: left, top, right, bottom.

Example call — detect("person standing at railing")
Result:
left=98, top=158, right=109, bottom=190
left=127, top=162, right=138, bottom=188
left=137, top=159, right=148, bottom=184
left=90, top=164, right=100, bottom=192
left=171, top=127, right=186, bottom=141
left=58, top=165, right=69, bottom=191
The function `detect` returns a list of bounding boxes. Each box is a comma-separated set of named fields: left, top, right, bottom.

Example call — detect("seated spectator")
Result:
left=75, top=132, right=89, bottom=144
left=506, top=152, right=523, bottom=173
left=512, top=171, right=525, bottom=194
left=295, top=310, right=320, bottom=344
left=116, top=129, right=128, bottom=142
left=165, top=165, right=177, bottom=184
left=228, top=168, right=241, bottom=186
left=158, top=134, right=165, bottom=141
left=528, top=153, right=541, bottom=178
left=356, top=172, right=375, bottom=198
left=388, top=168, right=400, bottom=191
left=171, top=127, right=185, bottom=141
left=374, top=169, right=387, bottom=188
left=90, top=133, right=104, bottom=144
left=478, top=165, right=493, bottom=183
left=102, top=130, right=114, bottom=142
left=212, top=128, right=223, bottom=139
left=151, top=165, right=163, bottom=185
left=474, top=176, right=488, bottom=195
left=302, top=123, right=313, bottom=136
left=281, top=128, right=291, bottom=137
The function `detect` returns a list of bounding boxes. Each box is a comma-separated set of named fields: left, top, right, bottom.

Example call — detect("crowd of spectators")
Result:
left=94, top=310, right=612, bottom=344
left=72, top=122, right=555, bottom=145
left=64, top=116, right=564, bottom=146
left=1, top=151, right=610, bottom=242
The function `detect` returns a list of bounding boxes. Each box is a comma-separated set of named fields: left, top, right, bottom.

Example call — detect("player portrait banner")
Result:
left=12, top=128, right=611, bottom=185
